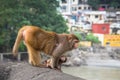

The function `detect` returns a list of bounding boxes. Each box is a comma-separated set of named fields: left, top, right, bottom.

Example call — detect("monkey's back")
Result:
left=21, top=26, right=58, bottom=55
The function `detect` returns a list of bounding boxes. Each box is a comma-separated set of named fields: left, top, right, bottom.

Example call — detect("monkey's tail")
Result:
left=12, top=27, right=24, bottom=56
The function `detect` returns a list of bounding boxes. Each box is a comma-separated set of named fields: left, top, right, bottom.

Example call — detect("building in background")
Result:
left=58, top=0, right=92, bottom=32
left=58, top=0, right=120, bottom=47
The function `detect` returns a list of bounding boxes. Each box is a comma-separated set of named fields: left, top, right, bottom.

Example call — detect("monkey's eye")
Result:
left=74, top=40, right=79, bottom=43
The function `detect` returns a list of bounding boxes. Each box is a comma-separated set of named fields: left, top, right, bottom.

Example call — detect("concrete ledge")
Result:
left=0, top=62, right=85, bottom=80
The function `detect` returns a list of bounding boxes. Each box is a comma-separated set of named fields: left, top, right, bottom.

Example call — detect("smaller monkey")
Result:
left=44, top=56, right=67, bottom=71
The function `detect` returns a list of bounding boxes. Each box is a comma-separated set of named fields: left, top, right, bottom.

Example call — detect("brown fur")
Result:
left=12, top=26, right=79, bottom=68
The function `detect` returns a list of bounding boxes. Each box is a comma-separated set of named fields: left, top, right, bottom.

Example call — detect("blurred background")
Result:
left=0, top=0, right=120, bottom=80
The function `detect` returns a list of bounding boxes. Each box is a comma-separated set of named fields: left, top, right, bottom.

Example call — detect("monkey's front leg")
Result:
left=51, top=43, right=64, bottom=69
left=51, top=57, right=59, bottom=69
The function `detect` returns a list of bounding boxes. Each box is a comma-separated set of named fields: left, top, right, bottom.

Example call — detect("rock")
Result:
left=0, top=62, right=85, bottom=80
left=0, top=62, right=11, bottom=80
left=65, top=49, right=88, bottom=66
left=62, top=61, right=73, bottom=67
left=72, top=57, right=81, bottom=66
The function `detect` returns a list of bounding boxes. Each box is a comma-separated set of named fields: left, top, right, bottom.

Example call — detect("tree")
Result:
left=0, top=0, right=68, bottom=52
left=110, top=1, right=120, bottom=8
left=87, top=0, right=100, bottom=10
left=88, top=0, right=120, bottom=10
left=0, top=0, right=68, bottom=32
left=86, top=33, right=100, bottom=44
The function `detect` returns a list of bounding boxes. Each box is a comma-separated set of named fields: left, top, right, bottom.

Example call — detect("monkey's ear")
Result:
left=68, top=34, right=73, bottom=40
left=68, top=34, right=74, bottom=42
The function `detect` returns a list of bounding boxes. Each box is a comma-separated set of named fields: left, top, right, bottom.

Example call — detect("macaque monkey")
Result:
left=12, top=26, right=79, bottom=69
left=44, top=56, right=67, bottom=70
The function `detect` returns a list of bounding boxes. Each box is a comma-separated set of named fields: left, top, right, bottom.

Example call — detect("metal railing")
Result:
left=0, top=52, right=27, bottom=61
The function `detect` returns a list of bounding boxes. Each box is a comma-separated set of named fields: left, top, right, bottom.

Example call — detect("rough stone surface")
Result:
left=0, top=62, right=85, bottom=80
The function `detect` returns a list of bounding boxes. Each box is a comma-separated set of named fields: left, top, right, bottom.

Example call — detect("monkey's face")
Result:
left=68, top=34, right=79, bottom=49
left=73, top=40, right=79, bottom=49
left=69, top=39, right=79, bottom=49
left=59, top=56, right=67, bottom=63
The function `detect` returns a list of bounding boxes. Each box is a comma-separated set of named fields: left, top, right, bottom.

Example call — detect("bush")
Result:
left=86, top=33, right=100, bottom=43
left=19, top=43, right=26, bottom=52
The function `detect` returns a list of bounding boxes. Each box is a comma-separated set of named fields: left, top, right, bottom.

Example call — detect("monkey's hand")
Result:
left=43, top=59, right=53, bottom=68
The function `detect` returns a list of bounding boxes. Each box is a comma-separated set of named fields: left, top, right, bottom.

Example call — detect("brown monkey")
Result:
left=44, top=56, right=67, bottom=70
left=12, top=26, right=79, bottom=69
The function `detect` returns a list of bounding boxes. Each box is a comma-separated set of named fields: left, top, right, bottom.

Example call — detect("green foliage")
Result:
left=74, top=32, right=100, bottom=44
left=110, top=2, right=119, bottom=8
left=88, top=0, right=120, bottom=10
left=0, top=0, right=68, bottom=32
left=86, top=33, right=100, bottom=43
left=74, top=33, right=82, bottom=40
left=87, top=0, right=100, bottom=10
left=19, top=43, right=26, bottom=52
left=0, top=0, right=68, bottom=52
left=73, top=32, right=100, bottom=47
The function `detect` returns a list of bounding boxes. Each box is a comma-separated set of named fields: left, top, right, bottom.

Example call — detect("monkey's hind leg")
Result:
left=26, top=44, right=46, bottom=67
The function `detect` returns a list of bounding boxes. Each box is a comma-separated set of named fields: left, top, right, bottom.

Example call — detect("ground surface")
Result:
left=0, top=61, right=85, bottom=80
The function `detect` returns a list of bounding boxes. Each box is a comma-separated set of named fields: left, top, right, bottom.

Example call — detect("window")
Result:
left=73, top=0, right=75, bottom=2
left=101, top=6, right=105, bottom=8
left=84, top=7, right=86, bottom=10
left=99, top=15, right=102, bottom=20
left=72, top=7, right=77, bottom=11
left=88, top=7, right=91, bottom=10
left=87, top=15, right=90, bottom=17
left=78, top=7, right=81, bottom=10
left=95, top=15, right=98, bottom=18
left=61, top=6, right=67, bottom=12
left=78, top=0, right=82, bottom=4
